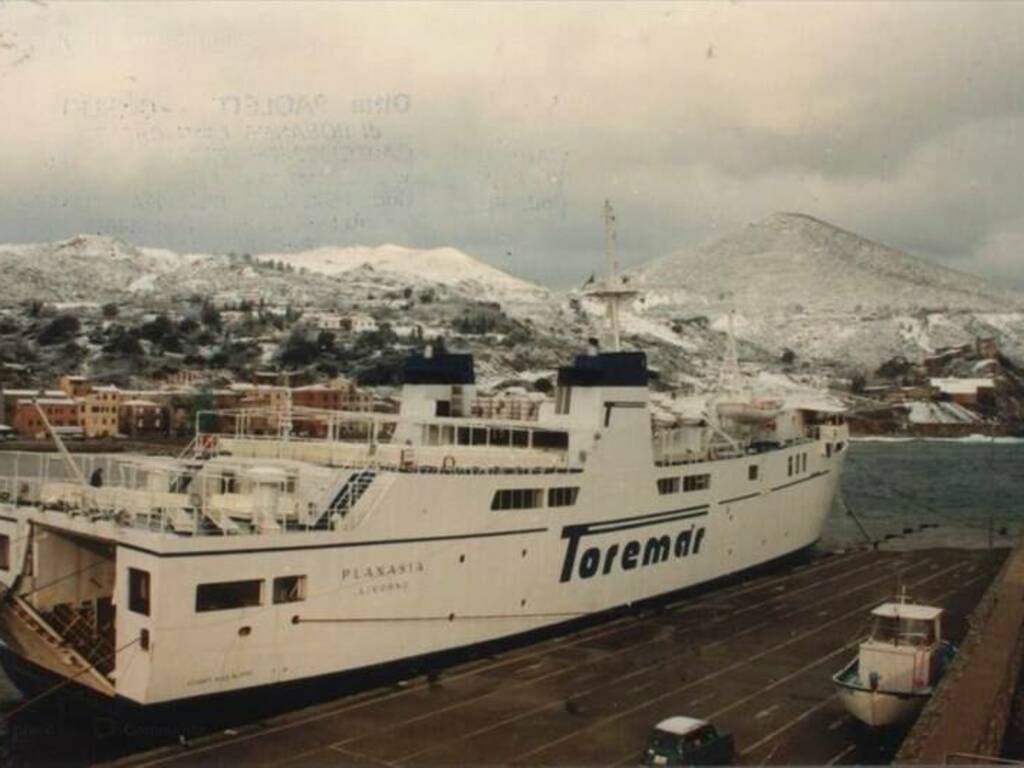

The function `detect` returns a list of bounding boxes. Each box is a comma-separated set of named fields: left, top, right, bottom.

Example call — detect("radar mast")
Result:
left=584, top=200, right=638, bottom=351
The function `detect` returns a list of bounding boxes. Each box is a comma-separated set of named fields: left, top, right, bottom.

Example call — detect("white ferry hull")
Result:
left=0, top=349, right=849, bottom=710
left=0, top=441, right=843, bottom=707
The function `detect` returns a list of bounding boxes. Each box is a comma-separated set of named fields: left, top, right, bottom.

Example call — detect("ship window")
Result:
left=220, top=472, right=237, bottom=494
left=657, top=477, right=680, bottom=495
left=870, top=615, right=936, bottom=647
left=0, top=534, right=9, bottom=571
left=273, top=575, right=306, bottom=604
left=555, top=386, right=572, bottom=415
left=196, top=579, right=263, bottom=612
left=683, top=474, right=710, bottom=492
left=472, top=428, right=487, bottom=445
left=457, top=427, right=470, bottom=445
left=435, top=400, right=452, bottom=417
left=548, top=486, right=579, bottom=507
left=491, top=488, right=543, bottom=510
left=748, top=465, right=759, bottom=481
left=802, top=453, right=808, bottom=472
left=129, top=568, right=151, bottom=616
left=512, top=430, right=529, bottom=448
left=787, top=456, right=793, bottom=476
left=490, top=429, right=511, bottom=446
left=532, top=430, right=568, bottom=450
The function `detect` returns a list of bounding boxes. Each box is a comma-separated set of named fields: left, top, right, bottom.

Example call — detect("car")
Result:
left=641, top=716, right=735, bottom=766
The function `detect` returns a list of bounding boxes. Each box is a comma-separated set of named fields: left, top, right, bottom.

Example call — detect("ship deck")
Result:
left=103, top=545, right=1006, bottom=766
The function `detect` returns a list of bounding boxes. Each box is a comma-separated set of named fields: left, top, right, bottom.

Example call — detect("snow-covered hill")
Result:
left=257, top=244, right=547, bottom=303
left=629, top=213, right=1024, bottom=367
left=0, top=236, right=548, bottom=308
left=4, top=216, right=1024, bottom=378
left=0, top=235, right=184, bottom=304
left=637, top=213, right=1024, bottom=314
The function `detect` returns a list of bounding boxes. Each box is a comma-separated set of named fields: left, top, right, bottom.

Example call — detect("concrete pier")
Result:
left=111, top=546, right=1006, bottom=767
left=898, top=535, right=1024, bottom=764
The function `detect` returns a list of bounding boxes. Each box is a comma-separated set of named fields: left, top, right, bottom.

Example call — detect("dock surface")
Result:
left=116, top=546, right=1006, bottom=767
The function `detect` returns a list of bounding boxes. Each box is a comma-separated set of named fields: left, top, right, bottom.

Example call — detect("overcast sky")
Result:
left=1, top=1, right=1022, bottom=288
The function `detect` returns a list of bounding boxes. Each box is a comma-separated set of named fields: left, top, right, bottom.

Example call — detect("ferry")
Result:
left=0, top=208, right=848, bottom=718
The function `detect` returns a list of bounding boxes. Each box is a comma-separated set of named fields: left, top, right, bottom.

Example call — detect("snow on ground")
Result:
left=905, top=400, right=982, bottom=424
left=128, top=274, right=156, bottom=292
left=257, top=244, right=547, bottom=300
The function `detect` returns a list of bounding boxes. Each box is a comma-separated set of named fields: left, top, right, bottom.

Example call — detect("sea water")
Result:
left=824, top=437, right=1024, bottom=551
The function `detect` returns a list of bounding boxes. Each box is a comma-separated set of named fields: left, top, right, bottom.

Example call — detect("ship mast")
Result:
left=718, top=307, right=744, bottom=394
left=584, top=200, right=637, bottom=352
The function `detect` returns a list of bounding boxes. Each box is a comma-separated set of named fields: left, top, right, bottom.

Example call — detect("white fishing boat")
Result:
left=833, top=595, right=955, bottom=727
left=0, top=205, right=849, bottom=717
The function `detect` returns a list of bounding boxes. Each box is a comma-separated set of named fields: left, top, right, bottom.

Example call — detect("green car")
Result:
left=642, top=716, right=735, bottom=766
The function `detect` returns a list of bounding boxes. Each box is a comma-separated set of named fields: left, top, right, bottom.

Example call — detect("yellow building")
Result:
left=79, top=385, right=122, bottom=438
left=58, top=374, right=92, bottom=398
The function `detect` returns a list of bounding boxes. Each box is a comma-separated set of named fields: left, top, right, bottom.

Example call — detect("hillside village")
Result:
left=1, top=214, right=1023, bottom=443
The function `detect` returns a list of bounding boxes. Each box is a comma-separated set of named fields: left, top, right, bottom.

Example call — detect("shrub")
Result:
left=38, top=315, right=80, bottom=346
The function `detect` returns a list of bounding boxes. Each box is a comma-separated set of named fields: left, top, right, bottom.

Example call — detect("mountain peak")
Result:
left=635, top=213, right=1024, bottom=315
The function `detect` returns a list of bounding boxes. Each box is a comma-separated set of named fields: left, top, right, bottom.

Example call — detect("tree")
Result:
left=140, top=314, right=175, bottom=343
left=317, top=330, right=336, bottom=351
left=38, top=315, right=80, bottom=346
left=200, top=303, right=222, bottom=329
left=279, top=330, right=319, bottom=367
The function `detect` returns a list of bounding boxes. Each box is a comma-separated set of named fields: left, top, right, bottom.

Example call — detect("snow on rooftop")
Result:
left=905, top=400, right=982, bottom=424
left=930, top=377, right=994, bottom=395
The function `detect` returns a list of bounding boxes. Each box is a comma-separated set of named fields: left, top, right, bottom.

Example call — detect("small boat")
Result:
left=833, top=595, right=955, bottom=727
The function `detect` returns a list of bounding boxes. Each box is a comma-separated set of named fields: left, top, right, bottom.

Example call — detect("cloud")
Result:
left=1, top=2, right=1023, bottom=289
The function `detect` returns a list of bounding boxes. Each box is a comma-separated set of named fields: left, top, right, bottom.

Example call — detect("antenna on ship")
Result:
left=584, top=199, right=637, bottom=352
left=719, top=308, right=743, bottom=394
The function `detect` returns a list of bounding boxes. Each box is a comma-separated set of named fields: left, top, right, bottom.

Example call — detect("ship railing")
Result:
left=0, top=452, right=305, bottom=537
left=214, top=433, right=573, bottom=473
left=194, top=406, right=581, bottom=472
left=0, top=448, right=583, bottom=538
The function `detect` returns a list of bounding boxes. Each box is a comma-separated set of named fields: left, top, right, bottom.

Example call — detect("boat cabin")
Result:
left=860, top=602, right=945, bottom=693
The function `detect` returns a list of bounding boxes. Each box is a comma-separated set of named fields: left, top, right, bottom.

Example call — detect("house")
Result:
left=119, top=399, right=166, bottom=438
left=13, top=398, right=82, bottom=439
left=79, top=385, right=122, bottom=438
left=291, top=378, right=374, bottom=412
left=347, top=313, right=378, bottom=334
left=0, top=388, right=66, bottom=427
left=304, top=312, right=345, bottom=332
left=929, top=378, right=996, bottom=408
left=58, top=374, right=92, bottom=398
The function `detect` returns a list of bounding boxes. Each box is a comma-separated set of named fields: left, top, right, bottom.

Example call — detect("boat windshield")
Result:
left=870, top=615, right=936, bottom=646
